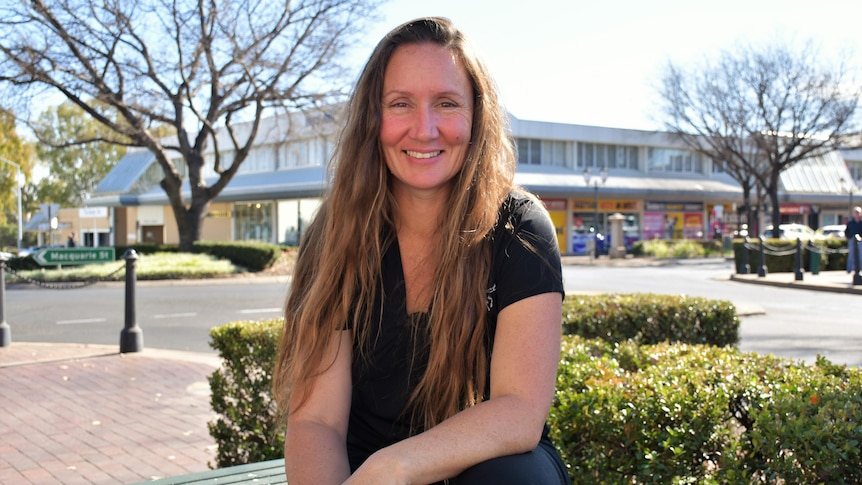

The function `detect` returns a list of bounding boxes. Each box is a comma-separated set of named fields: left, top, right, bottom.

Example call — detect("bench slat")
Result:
left=132, top=458, right=287, bottom=485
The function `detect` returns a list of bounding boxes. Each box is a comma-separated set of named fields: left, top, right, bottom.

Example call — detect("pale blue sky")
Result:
left=347, top=0, right=862, bottom=131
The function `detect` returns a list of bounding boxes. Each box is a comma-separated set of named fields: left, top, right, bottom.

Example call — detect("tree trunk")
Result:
left=770, top=191, right=783, bottom=240
left=176, top=204, right=207, bottom=253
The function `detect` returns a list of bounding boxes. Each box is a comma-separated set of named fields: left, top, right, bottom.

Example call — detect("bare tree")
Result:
left=658, top=40, right=861, bottom=238
left=0, top=0, right=382, bottom=251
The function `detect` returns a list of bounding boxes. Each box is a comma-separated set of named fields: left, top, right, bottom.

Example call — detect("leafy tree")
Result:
left=0, top=107, right=36, bottom=249
left=32, top=101, right=127, bottom=207
left=0, top=0, right=382, bottom=251
left=658, top=40, right=861, bottom=237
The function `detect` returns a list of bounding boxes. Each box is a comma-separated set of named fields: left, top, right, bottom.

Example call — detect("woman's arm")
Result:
left=284, top=331, right=353, bottom=485
left=345, top=292, right=563, bottom=485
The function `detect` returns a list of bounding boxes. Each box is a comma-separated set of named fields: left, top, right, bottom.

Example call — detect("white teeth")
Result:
left=405, top=150, right=441, bottom=159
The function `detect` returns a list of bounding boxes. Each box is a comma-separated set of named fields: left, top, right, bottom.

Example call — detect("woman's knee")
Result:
left=449, top=440, right=568, bottom=485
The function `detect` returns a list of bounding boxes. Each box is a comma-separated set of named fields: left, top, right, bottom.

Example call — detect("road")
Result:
left=3, top=278, right=290, bottom=353
left=3, top=261, right=860, bottom=367
left=562, top=259, right=862, bottom=367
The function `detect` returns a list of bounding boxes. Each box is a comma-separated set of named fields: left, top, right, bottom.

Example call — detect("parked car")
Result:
left=18, top=244, right=65, bottom=257
left=816, top=224, right=846, bottom=239
left=761, top=223, right=820, bottom=241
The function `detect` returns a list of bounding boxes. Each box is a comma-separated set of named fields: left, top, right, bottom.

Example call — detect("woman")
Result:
left=273, top=17, right=568, bottom=484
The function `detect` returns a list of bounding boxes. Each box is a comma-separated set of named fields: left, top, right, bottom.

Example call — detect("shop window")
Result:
left=235, top=202, right=274, bottom=242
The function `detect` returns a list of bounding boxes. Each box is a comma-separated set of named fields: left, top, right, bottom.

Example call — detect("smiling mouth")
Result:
left=405, top=150, right=442, bottom=159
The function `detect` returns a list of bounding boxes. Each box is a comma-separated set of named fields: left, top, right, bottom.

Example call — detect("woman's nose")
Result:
left=410, top=106, right=439, bottom=140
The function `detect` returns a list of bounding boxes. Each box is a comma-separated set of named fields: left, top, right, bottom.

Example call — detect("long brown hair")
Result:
left=273, top=17, right=516, bottom=431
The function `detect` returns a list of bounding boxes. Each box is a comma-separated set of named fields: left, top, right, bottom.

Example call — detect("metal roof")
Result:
left=94, top=150, right=155, bottom=194
left=86, top=165, right=329, bottom=206
left=779, top=150, right=855, bottom=194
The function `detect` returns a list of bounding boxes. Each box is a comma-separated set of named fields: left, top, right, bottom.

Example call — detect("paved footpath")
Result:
left=0, top=343, right=220, bottom=484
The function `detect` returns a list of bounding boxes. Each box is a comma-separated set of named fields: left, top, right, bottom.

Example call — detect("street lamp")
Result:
left=583, top=167, right=609, bottom=258
left=840, top=177, right=857, bottom=219
left=0, top=156, right=24, bottom=252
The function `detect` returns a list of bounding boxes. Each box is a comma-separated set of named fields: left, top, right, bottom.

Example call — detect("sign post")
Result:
left=33, top=247, right=116, bottom=266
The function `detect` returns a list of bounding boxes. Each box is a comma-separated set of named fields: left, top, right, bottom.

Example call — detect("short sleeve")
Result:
left=487, top=193, right=564, bottom=319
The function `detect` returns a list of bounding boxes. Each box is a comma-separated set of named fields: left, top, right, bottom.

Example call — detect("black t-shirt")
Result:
left=346, top=192, right=564, bottom=470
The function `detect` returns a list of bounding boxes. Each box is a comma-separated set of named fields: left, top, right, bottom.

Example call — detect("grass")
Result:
left=9, top=252, right=241, bottom=282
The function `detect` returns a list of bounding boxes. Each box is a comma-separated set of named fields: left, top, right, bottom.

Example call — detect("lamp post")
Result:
left=583, top=167, right=609, bottom=257
left=841, top=177, right=857, bottom=220
left=0, top=156, right=24, bottom=252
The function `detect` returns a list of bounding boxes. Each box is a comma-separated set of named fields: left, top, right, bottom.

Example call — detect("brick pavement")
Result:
left=0, top=343, right=220, bottom=484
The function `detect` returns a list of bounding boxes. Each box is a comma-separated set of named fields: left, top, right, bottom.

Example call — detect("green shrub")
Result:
left=563, top=293, right=739, bottom=347
left=631, top=239, right=717, bottom=259
left=719, top=354, right=862, bottom=483
left=670, top=238, right=706, bottom=258
left=194, top=240, right=281, bottom=272
left=208, top=318, right=285, bottom=468
left=635, top=239, right=672, bottom=258
left=205, top=298, right=861, bottom=482
left=115, top=243, right=168, bottom=257
left=3, top=254, right=41, bottom=271
left=550, top=337, right=862, bottom=484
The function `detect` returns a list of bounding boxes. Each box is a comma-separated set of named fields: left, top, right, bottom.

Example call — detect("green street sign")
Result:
left=33, top=247, right=116, bottom=266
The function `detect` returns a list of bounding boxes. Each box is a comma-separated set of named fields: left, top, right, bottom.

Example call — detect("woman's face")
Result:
left=380, top=43, right=473, bottom=198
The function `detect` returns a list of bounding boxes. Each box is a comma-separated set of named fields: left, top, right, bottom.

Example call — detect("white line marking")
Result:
left=152, top=312, right=197, bottom=319
left=237, top=308, right=281, bottom=314
left=57, top=318, right=107, bottom=325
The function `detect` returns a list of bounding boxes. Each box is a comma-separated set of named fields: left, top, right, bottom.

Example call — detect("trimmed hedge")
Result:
left=563, top=293, right=739, bottom=347
left=551, top=338, right=862, bottom=483
left=192, top=241, right=281, bottom=272
left=206, top=296, right=861, bottom=482
left=5, top=240, right=281, bottom=273
left=208, top=319, right=283, bottom=468
left=631, top=239, right=724, bottom=258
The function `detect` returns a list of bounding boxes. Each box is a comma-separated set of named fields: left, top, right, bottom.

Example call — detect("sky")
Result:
left=345, top=0, right=862, bottom=131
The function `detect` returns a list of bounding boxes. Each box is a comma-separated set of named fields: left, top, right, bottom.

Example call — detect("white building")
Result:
left=86, top=107, right=862, bottom=255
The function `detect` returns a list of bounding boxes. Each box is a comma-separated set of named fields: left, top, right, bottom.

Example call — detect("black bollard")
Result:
left=854, top=235, right=862, bottom=286
left=794, top=238, right=803, bottom=281
left=0, top=255, right=10, bottom=347
left=740, top=237, right=750, bottom=274
left=758, top=237, right=767, bottom=277
left=119, top=249, right=143, bottom=353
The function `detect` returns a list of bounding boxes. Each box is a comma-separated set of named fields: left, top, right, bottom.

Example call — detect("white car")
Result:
left=816, top=224, right=846, bottom=239
left=762, top=223, right=820, bottom=241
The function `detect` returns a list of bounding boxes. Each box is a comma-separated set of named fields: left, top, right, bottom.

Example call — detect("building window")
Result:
left=543, top=140, right=569, bottom=167
left=849, top=160, right=862, bottom=186
left=239, top=146, right=277, bottom=174
left=277, top=138, right=329, bottom=169
left=234, top=201, right=273, bottom=242
left=578, top=143, right=638, bottom=170
left=517, top=138, right=541, bottom=165
left=515, top=138, right=572, bottom=167
left=647, top=148, right=703, bottom=173
left=277, top=198, right=321, bottom=246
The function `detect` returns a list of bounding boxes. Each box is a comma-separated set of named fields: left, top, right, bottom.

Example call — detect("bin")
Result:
left=809, top=248, right=821, bottom=275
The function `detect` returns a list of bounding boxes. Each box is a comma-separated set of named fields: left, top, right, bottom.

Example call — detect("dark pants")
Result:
left=444, top=438, right=569, bottom=485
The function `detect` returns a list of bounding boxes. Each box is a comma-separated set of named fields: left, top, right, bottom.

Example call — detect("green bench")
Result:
left=134, top=459, right=286, bottom=484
